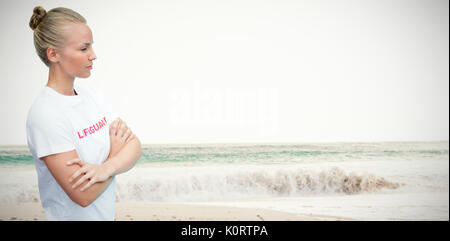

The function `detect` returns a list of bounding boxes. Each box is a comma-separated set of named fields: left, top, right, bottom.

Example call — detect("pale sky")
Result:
left=0, top=0, right=448, bottom=145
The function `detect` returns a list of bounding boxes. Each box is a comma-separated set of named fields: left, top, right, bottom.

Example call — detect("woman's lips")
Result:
left=87, top=65, right=93, bottom=69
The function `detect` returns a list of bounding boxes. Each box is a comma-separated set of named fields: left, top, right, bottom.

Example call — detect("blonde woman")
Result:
left=26, top=6, right=142, bottom=220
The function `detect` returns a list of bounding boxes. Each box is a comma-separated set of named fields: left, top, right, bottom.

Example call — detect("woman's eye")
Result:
left=81, top=48, right=87, bottom=51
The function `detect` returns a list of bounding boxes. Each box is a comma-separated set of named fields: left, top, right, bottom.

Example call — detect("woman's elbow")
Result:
left=78, top=200, right=92, bottom=208
left=71, top=196, right=94, bottom=208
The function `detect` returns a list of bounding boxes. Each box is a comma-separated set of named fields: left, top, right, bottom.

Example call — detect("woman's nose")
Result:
left=89, top=49, right=97, bottom=61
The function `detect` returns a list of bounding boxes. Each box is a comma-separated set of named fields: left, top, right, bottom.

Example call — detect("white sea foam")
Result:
left=114, top=163, right=405, bottom=202
left=0, top=163, right=400, bottom=203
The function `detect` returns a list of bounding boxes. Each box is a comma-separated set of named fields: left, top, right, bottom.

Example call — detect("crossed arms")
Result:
left=41, top=118, right=142, bottom=207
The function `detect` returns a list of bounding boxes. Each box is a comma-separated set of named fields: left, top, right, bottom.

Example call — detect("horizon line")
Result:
left=1, top=140, right=448, bottom=147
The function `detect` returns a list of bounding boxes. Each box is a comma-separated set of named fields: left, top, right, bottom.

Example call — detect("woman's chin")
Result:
left=78, top=72, right=91, bottom=78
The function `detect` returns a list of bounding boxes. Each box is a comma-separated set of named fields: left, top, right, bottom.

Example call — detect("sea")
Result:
left=0, top=141, right=448, bottom=220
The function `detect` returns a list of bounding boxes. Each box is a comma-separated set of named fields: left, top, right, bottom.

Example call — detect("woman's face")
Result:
left=57, top=23, right=97, bottom=78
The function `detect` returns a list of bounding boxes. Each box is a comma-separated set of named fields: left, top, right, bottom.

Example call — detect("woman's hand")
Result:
left=65, top=118, right=136, bottom=192
left=66, top=159, right=112, bottom=192
left=108, top=117, right=135, bottom=159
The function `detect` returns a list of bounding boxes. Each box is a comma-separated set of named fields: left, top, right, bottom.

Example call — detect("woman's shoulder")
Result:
left=26, top=90, right=66, bottom=128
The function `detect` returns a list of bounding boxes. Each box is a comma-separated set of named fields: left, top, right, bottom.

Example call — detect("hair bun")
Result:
left=29, top=6, right=47, bottom=30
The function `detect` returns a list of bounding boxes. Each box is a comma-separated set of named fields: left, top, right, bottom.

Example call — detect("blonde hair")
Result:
left=29, top=6, right=86, bottom=67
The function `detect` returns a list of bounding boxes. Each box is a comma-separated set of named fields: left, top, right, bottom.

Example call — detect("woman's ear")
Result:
left=47, top=46, right=60, bottom=64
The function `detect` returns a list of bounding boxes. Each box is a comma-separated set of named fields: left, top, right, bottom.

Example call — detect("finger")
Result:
left=72, top=170, right=94, bottom=190
left=115, top=118, right=123, bottom=136
left=126, top=133, right=135, bottom=143
left=120, top=125, right=129, bottom=138
left=80, top=178, right=96, bottom=192
left=109, top=122, right=116, bottom=136
left=117, top=127, right=124, bottom=138
left=69, top=165, right=88, bottom=183
left=121, top=121, right=127, bottom=129
left=122, top=128, right=132, bottom=141
left=120, top=123, right=129, bottom=137
left=66, top=158, right=82, bottom=166
left=110, top=118, right=120, bottom=136
left=69, top=169, right=82, bottom=183
left=119, top=121, right=127, bottom=137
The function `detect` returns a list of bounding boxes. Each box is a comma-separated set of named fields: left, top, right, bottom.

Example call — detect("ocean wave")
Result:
left=115, top=167, right=402, bottom=202
left=0, top=166, right=405, bottom=203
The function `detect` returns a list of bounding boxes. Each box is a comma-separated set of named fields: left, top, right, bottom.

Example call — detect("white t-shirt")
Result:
left=26, top=81, right=118, bottom=221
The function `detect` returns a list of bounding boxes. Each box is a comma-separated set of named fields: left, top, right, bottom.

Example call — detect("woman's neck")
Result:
left=47, top=64, right=77, bottom=96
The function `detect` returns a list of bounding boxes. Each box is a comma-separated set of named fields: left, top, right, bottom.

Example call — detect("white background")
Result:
left=0, top=0, right=448, bottom=145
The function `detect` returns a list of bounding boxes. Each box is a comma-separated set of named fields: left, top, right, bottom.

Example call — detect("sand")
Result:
left=0, top=202, right=353, bottom=221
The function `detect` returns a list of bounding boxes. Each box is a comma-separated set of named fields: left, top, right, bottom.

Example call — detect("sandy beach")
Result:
left=0, top=202, right=352, bottom=221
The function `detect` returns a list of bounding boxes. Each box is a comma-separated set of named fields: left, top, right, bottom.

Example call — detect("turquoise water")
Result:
left=1, top=141, right=448, bottom=166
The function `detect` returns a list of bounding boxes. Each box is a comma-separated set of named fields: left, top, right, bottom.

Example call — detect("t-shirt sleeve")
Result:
left=26, top=110, right=75, bottom=160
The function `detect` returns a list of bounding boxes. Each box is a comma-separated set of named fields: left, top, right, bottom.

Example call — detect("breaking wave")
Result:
left=115, top=166, right=402, bottom=202
left=0, top=165, right=402, bottom=203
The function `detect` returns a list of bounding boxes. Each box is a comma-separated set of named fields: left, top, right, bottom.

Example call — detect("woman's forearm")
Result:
left=103, top=137, right=142, bottom=176
left=77, top=176, right=113, bottom=207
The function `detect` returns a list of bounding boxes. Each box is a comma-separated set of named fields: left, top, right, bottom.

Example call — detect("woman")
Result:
left=26, top=6, right=142, bottom=220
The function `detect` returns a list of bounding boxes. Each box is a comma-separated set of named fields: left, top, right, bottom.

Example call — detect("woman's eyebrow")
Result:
left=80, top=42, right=94, bottom=47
